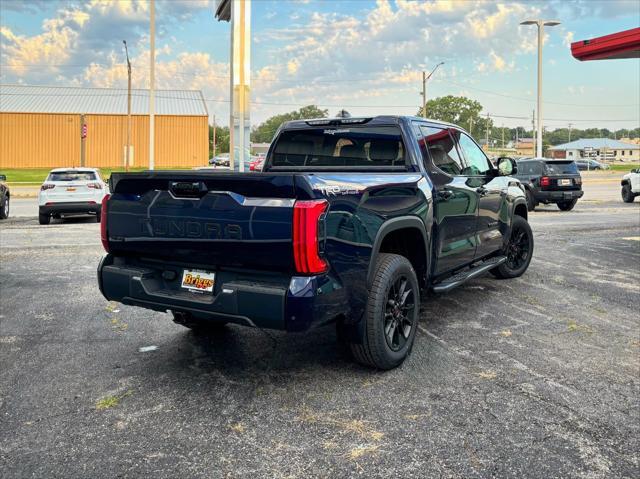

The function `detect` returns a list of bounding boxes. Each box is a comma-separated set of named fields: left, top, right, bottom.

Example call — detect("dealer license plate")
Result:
left=181, top=269, right=215, bottom=293
left=560, top=179, right=571, bottom=186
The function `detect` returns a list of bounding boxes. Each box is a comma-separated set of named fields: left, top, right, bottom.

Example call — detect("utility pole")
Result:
left=80, top=114, right=86, bottom=167
left=532, top=109, right=536, bottom=156
left=149, top=0, right=155, bottom=170
left=501, top=124, right=505, bottom=149
left=123, top=40, right=132, bottom=172
left=212, top=114, right=217, bottom=158
left=420, top=62, right=444, bottom=118
left=485, top=113, right=490, bottom=150
left=468, top=117, right=473, bottom=136
left=568, top=122, right=572, bottom=142
left=421, top=71, right=427, bottom=119
left=521, top=19, right=560, bottom=158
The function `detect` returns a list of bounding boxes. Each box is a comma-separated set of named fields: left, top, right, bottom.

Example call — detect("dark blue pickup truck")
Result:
left=98, top=116, right=532, bottom=369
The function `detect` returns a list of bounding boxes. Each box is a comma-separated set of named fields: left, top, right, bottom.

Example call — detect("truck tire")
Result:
left=0, top=195, right=8, bottom=219
left=38, top=213, right=50, bottom=225
left=622, top=184, right=635, bottom=203
left=491, top=215, right=534, bottom=279
left=350, top=253, right=419, bottom=370
left=557, top=199, right=578, bottom=211
left=172, top=311, right=228, bottom=333
left=96, top=211, right=101, bottom=223
left=526, top=189, right=535, bottom=212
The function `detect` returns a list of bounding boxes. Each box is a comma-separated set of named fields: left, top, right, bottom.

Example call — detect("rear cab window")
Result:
left=519, top=161, right=544, bottom=175
left=269, top=125, right=407, bottom=170
left=48, top=171, right=97, bottom=182
left=544, top=161, right=579, bottom=175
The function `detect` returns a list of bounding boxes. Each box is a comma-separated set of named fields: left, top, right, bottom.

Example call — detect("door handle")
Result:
left=476, top=187, right=488, bottom=197
left=438, top=189, right=454, bottom=201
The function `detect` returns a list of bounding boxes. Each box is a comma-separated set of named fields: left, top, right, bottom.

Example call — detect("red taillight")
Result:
left=100, top=194, right=110, bottom=252
left=293, top=199, right=328, bottom=274
left=87, top=182, right=102, bottom=189
left=540, top=176, right=551, bottom=187
left=41, top=184, right=55, bottom=191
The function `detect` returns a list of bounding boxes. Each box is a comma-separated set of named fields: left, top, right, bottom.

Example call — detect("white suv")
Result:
left=38, top=168, right=108, bottom=225
left=621, top=168, right=640, bottom=203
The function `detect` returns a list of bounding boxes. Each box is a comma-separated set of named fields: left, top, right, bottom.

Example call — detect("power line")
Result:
left=2, top=64, right=638, bottom=108
left=1, top=91, right=638, bottom=123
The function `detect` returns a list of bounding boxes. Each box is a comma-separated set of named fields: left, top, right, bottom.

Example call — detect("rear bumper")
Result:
left=535, top=189, right=584, bottom=202
left=97, top=254, right=347, bottom=332
left=40, top=202, right=101, bottom=215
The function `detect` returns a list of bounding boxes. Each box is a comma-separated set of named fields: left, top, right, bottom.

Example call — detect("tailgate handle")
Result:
left=169, top=181, right=208, bottom=199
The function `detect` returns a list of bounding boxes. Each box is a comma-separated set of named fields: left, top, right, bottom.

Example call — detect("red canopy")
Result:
left=571, top=27, right=640, bottom=61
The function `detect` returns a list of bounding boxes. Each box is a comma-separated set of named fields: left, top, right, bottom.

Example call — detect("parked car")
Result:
left=98, top=115, right=532, bottom=370
left=514, top=158, right=583, bottom=211
left=249, top=156, right=265, bottom=171
left=0, top=174, right=10, bottom=220
left=209, top=153, right=230, bottom=167
left=621, top=168, right=640, bottom=203
left=575, top=159, right=609, bottom=171
left=38, top=168, right=108, bottom=225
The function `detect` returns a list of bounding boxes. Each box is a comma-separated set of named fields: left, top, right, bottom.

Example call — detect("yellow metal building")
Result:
left=0, top=85, right=209, bottom=169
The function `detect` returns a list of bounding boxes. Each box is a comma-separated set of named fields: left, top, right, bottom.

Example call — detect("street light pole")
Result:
left=123, top=40, right=132, bottom=172
left=521, top=19, right=560, bottom=158
left=421, top=61, right=444, bottom=118
left=149, top=0, right=156, bottom=170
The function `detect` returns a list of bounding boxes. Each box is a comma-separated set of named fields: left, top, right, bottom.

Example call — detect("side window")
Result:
left=457, top=133, right=493, bottom=176
left=420, top=126, right=465, bottom=176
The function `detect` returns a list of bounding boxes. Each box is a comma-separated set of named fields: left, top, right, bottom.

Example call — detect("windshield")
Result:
left=48, top=171, right=97, bottom=182
left=544, top=162, right=579, bottom=175
left=270, top=126, right=405, bottom=169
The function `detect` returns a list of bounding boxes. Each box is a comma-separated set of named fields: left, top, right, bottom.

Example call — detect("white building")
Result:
left=549, top=138, right=640, bottom=162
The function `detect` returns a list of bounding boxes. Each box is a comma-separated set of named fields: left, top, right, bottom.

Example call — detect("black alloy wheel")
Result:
left=384, top=276, right=416, bottom=352
left=350, top=253, right=419, bottom=370
left=506, top=227, right=529, bottom=270
left=491, top=215, right=534, bottom=279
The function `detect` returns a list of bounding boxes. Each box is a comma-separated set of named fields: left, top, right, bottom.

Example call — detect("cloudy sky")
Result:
left=1, top=0, right=639, bottom=130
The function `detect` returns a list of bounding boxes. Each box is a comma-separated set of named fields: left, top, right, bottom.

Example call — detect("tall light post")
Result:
left=521, top=19, right=560, bottom=158
left=123, top=40, right=132, bottom=172
left=421, top=61, right=444, bottom=118
left=149, top=0, right=156, bottom=170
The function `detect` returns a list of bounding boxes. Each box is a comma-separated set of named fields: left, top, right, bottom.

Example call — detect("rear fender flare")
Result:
left=366, top=216, right=430, bottom=287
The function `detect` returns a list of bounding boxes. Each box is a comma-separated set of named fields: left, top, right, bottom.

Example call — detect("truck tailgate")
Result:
left=106, top=172, right=301, bottom=271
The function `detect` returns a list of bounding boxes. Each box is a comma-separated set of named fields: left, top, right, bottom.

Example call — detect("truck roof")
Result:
left=281, top=115, right=459, bottom=130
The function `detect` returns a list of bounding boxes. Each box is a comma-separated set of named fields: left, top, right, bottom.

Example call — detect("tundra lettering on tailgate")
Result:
left=139, top=218, right=242, bottom=240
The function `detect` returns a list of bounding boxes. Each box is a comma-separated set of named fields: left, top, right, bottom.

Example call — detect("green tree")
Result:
left=251, top=105, right=329, bottom=143
left=209, top=125, right=230, bottom=156
left=418, top=95, right=492, bottom=142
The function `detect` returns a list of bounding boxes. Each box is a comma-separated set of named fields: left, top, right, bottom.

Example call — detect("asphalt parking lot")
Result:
left=1, top=185, right=639, bottom=478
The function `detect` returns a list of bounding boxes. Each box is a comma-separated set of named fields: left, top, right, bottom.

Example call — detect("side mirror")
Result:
left=0, top=175, right=6, bottom=181
left=497, top=157, right=517, bottom=176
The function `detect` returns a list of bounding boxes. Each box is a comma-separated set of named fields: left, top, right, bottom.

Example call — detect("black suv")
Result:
left=515, top=158, right=583, bottom=211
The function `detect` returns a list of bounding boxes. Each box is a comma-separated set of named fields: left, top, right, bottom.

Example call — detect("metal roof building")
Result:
left=549, top=139, right=640, bottom=151
left=548, top=138, right=639, bottom=162
left=0, top=85, right=209, bottom=169
left=0, top=85, right=208, bottom=116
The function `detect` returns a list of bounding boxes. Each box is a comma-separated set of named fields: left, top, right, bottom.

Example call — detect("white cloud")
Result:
left=563, top=31, right=575, bottom=47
